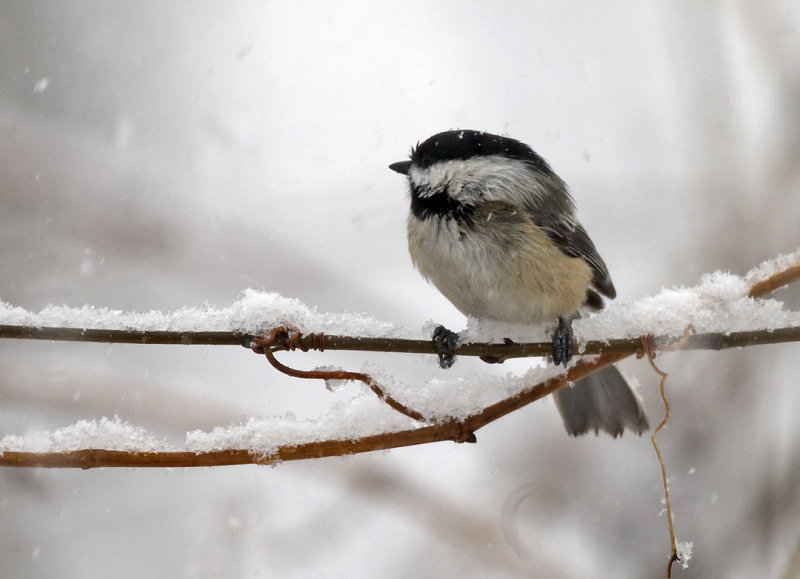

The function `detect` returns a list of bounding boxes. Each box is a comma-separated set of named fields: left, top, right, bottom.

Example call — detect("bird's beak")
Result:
left=389, top=161, right=411, bottom=175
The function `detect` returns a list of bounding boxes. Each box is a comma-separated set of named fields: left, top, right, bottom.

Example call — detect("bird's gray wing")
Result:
left=542, top=215, right=616, bottom=300
left=519, top=179, right=617, bottom=303
left=487, top=162, right=617, bottom=304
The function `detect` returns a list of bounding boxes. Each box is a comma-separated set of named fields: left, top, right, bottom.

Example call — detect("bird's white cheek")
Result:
left=408, top=162, right=466, bottom=197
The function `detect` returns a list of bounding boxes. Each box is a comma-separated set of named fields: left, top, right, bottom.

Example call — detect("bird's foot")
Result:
left=433, top=325, right=459, bottom=369
left=552, top=317, right=573, bottom=367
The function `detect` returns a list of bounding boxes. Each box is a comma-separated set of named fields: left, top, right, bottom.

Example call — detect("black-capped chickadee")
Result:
left=390, top=129, right=648, bottom=437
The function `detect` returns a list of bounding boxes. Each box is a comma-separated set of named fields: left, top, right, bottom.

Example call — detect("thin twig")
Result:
left=1, top=325, right=799, bottom=358
left=0, top=253, right=798, bottom=469
left=640, top=335, right=679, bottom=577
left=251, top=329, right=426, bottom=422
left=0, top=352, right=625, bottom=468
left=749, top=262, right=800, bottom=298
left=0, top=326, right=253, bottom=345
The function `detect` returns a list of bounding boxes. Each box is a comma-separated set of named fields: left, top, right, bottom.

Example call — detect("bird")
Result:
left=389, top=129, right=648, bottom=437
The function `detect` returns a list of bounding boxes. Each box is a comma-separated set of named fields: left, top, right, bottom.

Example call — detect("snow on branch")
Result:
left=0, top=249, right=798, bottom=469
left=1, top=249, right=799, bottom=355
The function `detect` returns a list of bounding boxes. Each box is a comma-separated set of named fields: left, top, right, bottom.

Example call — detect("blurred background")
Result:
left=1, top=1, right=799, bottom=577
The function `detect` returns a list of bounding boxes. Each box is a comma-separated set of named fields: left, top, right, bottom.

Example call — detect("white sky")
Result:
left=1, top=2, right=800, bottom=577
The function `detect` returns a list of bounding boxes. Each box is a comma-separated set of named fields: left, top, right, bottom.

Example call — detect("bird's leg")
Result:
left=432, top=325, right=459, bottom=369
left=552, top=316, right=573, bottom=367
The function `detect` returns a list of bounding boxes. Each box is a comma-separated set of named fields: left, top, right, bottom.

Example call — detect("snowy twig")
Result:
left=0, top=326, right=252, bottom=345
left=0, top=352, right=625, bottom=468
left=1, top=324, right=799, bottom=359
left=748, top=261, right=800, bottom=298
left=0, top=251, right=798, bottom=468
left=251, top=329, right=426, bottom=422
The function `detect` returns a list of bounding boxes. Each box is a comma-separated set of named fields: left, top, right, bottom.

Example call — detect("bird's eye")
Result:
left=420, top=155, right=434, bottom=168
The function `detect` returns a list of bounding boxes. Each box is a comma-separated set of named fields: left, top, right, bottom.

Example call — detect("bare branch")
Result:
left=749, top=262, right=800, bottom=298
left=0, top=326, right=251, bottom=346
left=252, top=330, right=426, bottom=422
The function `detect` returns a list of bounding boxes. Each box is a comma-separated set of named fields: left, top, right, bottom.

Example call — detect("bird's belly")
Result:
left=407, top=211, right=592, bottom=324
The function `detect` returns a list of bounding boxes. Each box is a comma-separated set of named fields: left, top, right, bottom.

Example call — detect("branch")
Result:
left=1, top=325, right=798, bottom=359
left=748, top=261, right=800, bottom=298
left=2, top=251, right=798, bottom=356
left=0, top=353, right=625, bottom=468
left=0, top=251, right=798, bottom=468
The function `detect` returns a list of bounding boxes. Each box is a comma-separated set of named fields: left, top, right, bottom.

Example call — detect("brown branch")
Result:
left=0, top=252, right=798, bottom=468
left=0, top=326, right=253, bottom=345
left=1, top=325, right=798, bottom=360
left=2, top=252, right=797, bottom=355
left=749, top=262, right=800, bottom=298
left=641, top=335, right=680, bottom=577
left=251, top=330, right=426, bottom=422
left=0, top=353, right=624, bottom=469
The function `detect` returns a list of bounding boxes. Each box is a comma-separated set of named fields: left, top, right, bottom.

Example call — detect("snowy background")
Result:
left=1, top=1, right=800, bottom=577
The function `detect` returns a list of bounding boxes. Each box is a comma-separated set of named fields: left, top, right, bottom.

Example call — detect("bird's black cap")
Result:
left=389, top=130, right=554, bottom=176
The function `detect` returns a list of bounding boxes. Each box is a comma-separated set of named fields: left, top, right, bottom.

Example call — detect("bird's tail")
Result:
left=553, top=365, right=648, bottom=437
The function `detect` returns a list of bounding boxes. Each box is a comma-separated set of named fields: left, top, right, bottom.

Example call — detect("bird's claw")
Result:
left=433, top=325, right=459, bottom=369
left=552, top=317, right=573, bottom=367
